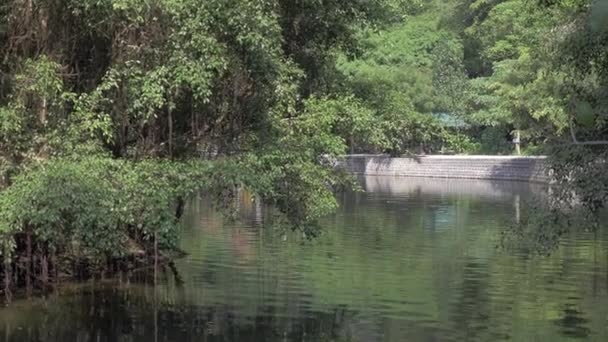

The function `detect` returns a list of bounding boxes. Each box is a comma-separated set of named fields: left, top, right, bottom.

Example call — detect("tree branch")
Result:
left=569, top=116, right=608, bottom=146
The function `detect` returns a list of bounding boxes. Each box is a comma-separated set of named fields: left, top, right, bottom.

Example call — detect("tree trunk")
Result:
left=168, top=106, right=173, bottom=159
left=154, top=231, right=158, bottom=286
left=175, top=196, right=185, bottom=220
left=41, top=253, right=48, bottom=286
left=39, top=98, right=47, bottom=126
left=4, top=255, right=11, bottom=303
left=51, top=251, right=57, bottom=285
left=26, top=232, right=32, bottom=296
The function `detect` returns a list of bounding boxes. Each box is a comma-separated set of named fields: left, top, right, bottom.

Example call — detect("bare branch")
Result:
left=569, top=116, right=608, bottom=146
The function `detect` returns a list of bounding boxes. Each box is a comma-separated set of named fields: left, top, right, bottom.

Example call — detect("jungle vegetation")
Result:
left=0, top=0, right=606, bottom=299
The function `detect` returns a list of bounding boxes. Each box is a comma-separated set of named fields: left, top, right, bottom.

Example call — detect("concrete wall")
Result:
left=361, top=175, right=545, bottom=199
left=340, top=155, right=548, bottom=183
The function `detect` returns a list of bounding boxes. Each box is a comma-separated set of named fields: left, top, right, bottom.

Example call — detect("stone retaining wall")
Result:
left=361, top=175, right=545, bottom=198
left=340, top=155, right=548, bottom=183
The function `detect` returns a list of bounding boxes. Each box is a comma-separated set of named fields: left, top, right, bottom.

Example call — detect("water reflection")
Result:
left=1, top=176, right=607, bottom=341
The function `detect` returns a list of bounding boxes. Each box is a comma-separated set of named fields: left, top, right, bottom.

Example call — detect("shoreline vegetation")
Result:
left=0, top=154, right=342, bottom=303
left=1, top=0, right=607, bottom=302
left=0, top=157, right=197, bottom=302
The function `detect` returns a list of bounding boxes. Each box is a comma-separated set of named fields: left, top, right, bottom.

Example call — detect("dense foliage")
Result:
left=335, top=0, right=607, bottom=209
left=452, top=0, right=607, bottom=208
left=0, top=0, right=419, bottom=297
left=0, top=0, right=607, bottom=297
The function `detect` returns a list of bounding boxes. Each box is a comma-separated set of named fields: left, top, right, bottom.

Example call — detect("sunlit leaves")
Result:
left=0, top=156, right=218, bottom=259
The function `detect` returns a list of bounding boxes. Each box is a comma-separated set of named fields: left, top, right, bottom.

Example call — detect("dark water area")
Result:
left=2, top=176, right=608, bottom=342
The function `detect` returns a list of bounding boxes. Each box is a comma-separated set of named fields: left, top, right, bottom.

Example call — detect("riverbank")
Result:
left=340, top=154, right=548, bottom=183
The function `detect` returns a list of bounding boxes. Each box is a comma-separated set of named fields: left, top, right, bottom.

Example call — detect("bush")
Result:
left=0, top=151, right=347, bottom=289
left=442, top=132, right=481, bottom=154
left=479, top=126, right=513, bottom=155
left=0, top=156, right=212, bottom=275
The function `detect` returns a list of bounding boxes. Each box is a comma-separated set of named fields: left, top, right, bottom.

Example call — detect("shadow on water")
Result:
left=0, top=286, right=356, bottom=342
left=554, top=304, right=591, bottom=339
left=448, top=260, right=494, bottom=341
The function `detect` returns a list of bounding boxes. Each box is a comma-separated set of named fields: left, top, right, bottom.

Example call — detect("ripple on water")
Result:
left=1, top=177, right=608, bottom=342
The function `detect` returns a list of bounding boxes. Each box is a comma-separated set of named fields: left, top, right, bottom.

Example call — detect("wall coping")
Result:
left=345, top=154, right=547, bottom=160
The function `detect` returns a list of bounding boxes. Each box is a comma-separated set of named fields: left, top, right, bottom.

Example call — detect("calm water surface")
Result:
left=2, top=176, right=608, bottom=341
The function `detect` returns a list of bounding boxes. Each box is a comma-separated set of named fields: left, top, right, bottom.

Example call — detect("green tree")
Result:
left=0, top=0, right=409, bottom=294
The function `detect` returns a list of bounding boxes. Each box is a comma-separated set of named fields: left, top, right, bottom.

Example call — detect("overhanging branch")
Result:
left=569, top=116, right=608, bottom=146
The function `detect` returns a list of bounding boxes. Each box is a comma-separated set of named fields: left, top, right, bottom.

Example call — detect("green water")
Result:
left=1, top=176, right=608, bottom=341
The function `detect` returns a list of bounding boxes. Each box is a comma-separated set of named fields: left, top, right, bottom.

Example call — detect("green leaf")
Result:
left=575, top=101, right=595, bottom=128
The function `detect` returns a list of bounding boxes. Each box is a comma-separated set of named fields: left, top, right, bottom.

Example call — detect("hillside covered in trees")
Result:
left=0, top=0, right=606, bottom=297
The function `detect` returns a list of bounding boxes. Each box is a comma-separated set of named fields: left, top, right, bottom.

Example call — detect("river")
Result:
left=1, top=176, right=607, bottom=341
